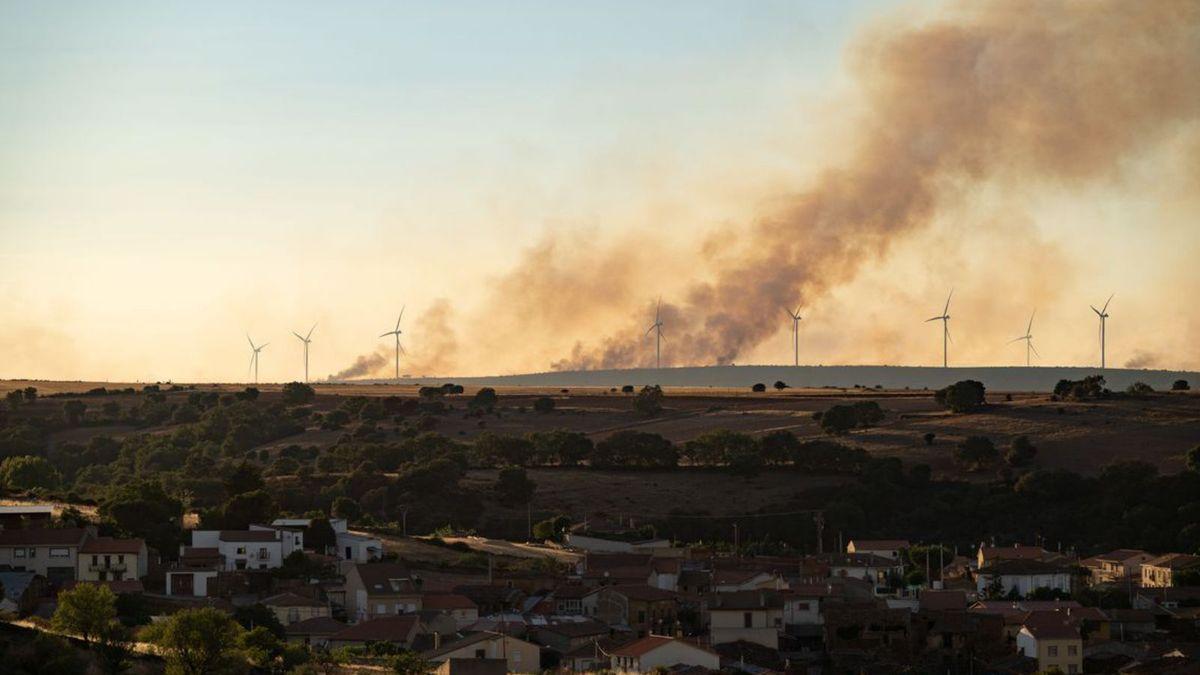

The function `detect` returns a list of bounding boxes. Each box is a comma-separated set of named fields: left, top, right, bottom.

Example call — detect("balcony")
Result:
left=89, top=563, right=127, bottom=572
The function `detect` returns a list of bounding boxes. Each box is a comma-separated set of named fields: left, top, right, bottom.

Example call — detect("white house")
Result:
left=828, top=553, right=904, bottom=593
left=609, top=635, right=720, bottom=673
left=190, top=530, right=284, bottom=570
left=976, top=560, right=1074, bottom=597
left=165, top=546, right=222, bottom=597
left=554, top=585, right=602, bottom=617
left=0, top=527, right=94, bottom=584
left=708, top=590, right=784, bottom=649
left=250, top=524, right=304, bottom=558
left=76, top=537, right=148, bottom=582
left=337, top=531, right=384, bottom=563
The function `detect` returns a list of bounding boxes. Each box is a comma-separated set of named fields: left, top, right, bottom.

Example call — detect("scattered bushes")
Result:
left=1126, top=381, right=1154, bottom=396
left=935, top=380, right=986, bottom=413
left=751, top=383, right=767, bottom=393
left=1172, top=379, right=1190, bottom=391
left=773, top=381, right=789, bottom=390
left=955, top=436, right=999, bottom=469
left=281, top=382, right=316, bottom=406
left=1053, top=375, right=1108, bottom=400
left=820, top=401, right=884, bottom=435
left=1006, top=435, right=1038, bottom=467
left=633, top=385, right=664, bottom=417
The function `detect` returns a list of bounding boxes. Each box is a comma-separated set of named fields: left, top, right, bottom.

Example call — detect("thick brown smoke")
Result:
left=328, top=299, right=460, bottom=380
left=327, top=350, right=388, bottom=381
left=491, top=0, right=1200, bottom=371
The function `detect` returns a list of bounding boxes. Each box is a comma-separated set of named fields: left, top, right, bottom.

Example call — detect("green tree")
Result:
left=223, top=462, right=265, bottom=498
left=22, top=387, right=37, bottom=401
left=332, top=496, right=362, bottom=522
left=239, top=625, right=282, bottom=668
left=0, top=455, right=61, bottom=491
left=1187, top=445, right=1200, bottom=474
left=956, top=436, right=999, bottom=469
left=6, top=389, right=24, bottom=410
left=62, top=399, right=88, bottom=425
left=751, top=383, right=767, bottom=392
left=281, top=382, right=316, bottom=406
left=52, top=583, right=131, bottom=675
left=220, top=489, right=275, bottom=529
left=633, top=385, right=664, bottom=417
left=143, top=606, right=247, bottom=675
left=391, top=651, right=431, bottom=674
left=470, top=387, right=499, bottom=412
left=759, top=430, right=799, bottom=465
left=935, top=379, right=986, bottom=413
left=306, top=517, right=337, bottom=554
left=1006, top=435, right=1038, bottom=467
left=527, top=429, right=592, bottom=466
left=100, top=481, right=184, bottom=557
left=494, top=467, right=536, bottom=507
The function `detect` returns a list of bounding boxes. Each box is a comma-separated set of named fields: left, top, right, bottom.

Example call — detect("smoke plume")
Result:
left=327, top=299, right=460, bottom=380
left=327, top=350, right=389, bottom=381
left=486, top=0, right=1200, bottom=371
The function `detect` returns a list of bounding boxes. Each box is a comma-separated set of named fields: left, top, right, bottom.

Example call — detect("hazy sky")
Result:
left=2, top=0, right=1197, bottom=382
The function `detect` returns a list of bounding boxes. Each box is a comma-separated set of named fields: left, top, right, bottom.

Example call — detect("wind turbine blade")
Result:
left=794, top=305, right=802, bottom=318
left=1101, top=294, right=1113, bottom=314
left=293, top=332, right=305, bottom=341
left=943, top=290, right=953, bottom=315
left=1027, top=310, right=1035, bottom=335
left=380, top=331, right=394, bottom=338
left=397, top=343, right=406, bottom=355
left=259, top=343, right=268, bottom=350
left=306, top=323, right=317, bottom=340
left=945, top=326, right=953, bottom=344
left=1007, top=336, right=1025, bottom=344
left=395, top=307, right=405, bottom=331
left=784, top=307, right=794, bottom=320
left=1029, top=342, right=1040, bottom=358
left=249, top=352, right=256, bottom=373
left=247, top=334, right=256, bottom=349
left=645, top=324, right=656, bottom=336
left=925, top=316, right=943, bottom=323
left=1090, top=305, right=1102, bottom=317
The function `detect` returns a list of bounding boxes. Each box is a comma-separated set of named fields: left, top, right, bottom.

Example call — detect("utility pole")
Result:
left=527, top=503, right=532, bottom=541
left=733, top=523, right=739, bottom=558
left=399, top=506, right=409, bottom=537
left=813, top=512, right=825, bottom=555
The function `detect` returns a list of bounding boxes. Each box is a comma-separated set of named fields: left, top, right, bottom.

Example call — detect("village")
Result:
left=2, top=503, right=1199, bottom=674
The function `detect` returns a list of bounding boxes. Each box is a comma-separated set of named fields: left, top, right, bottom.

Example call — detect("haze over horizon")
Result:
left=3, top=0, right=1198, bottom=383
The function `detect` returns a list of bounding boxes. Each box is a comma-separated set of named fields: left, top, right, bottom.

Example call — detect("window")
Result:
left=237, top=547, right=247, bottom=555
left=1048, top=646, right=1058, bottom=657
left=92, top=555, right=99, bottom=565
left=744, top=612, right=753, bottom=628
left=49, top=548, right=70, bottom=558
left=474, top=649, right=486, bottom=659
left=14, top=549, right=26, bottom=559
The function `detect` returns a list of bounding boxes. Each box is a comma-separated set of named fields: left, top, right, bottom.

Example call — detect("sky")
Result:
left=2, top=0, right=1197, bottom=382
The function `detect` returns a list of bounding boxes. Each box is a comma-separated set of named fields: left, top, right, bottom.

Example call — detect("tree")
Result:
left=239, top=625, right=282, bottom=669
left=332, top=496, right=362, bottom=522
left=593, top=431, right=677, bottom=468
left=281, top=382, right=316, bottom=406
left=621, top=385, right=635, bottom=394
left=143, top=606, right=247, bottom=675
left=0, top=455, right=61, bottom=490
left=223, top=462, right=265, bottom=498
left=306, top=517, right=337, bottom=554
left=5, top=390, right=24, bottom=410
left=759, top=430, right=799, bottom=465
left=935, top=380, right=986, bottom=413
left=751, top=383, right=767, bottom=392
left=532, top=396, right=556, bottom=414
left=22, top=387, right=37, bottom=401
left=1172, top=379, right=1190, bottom=391
left=100, top=480, right=184, bottom=558
left=494, top=467, right=536, bottom=507
left=391, top=651, right=431, bottom=674
left=53, top=584, right=131, bottom=675
left=956, top=436, right=999, bottom=469
left=233, top=603, right=286, bottom=638
left=236, top=387, right=260, bottom=401
left=528, top=429, right=592, bottom=466
left=1006, top=435, right=1038, bottom=467
left=633, top=385, right=664, bottom=417
left=220, top=489, right=275, bottom=530
left=62, top=399, right=88, bottom=425
left=1126, top=381, right=1154, bottom=396
left=773, top=381, right=788, bottom=390
left=819, top=405, right=859, bottom=435
left=532, top=515, right=571, bottom=541
left=470, top=387, right=499, bottom=412
left=102, top=401, right=122, bottom=420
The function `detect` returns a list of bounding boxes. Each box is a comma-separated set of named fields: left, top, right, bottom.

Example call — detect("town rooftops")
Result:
left=80, top=537, right=144, bottom=555
left=1143, top=553, right=1200, bottom=570
left=355, top=562, right=416, bottom=594
left=0, top=527, right=90, bottom=546
left=708, top=590, right=784, bottom=611
left=978, top=545, right=1050, bottom=563
left=1022, top=611, right=1081, bottom=640
left=0, top=505, right=54, bottom=516
left=1094, top=548, right=1153, bottom=563
left=606, top=584, right=676, bottom=602
left=919, top=589, right=968, bottom=612
left=979, top=558, right=1074, bottom=575
left=609, top=634, right=717, bottom=659
left=217, top=530, right=278, bottom=543
left=262, top=592, right=324, bottom=608
left=825, top=552, right=899, bottom=567
left=424, top=631, right=527, bottom=659
left=553, top=584, right=600, bottom=600
left=285, top=616, right=345, bottom=636
left=537, top=619, right=609, bottom=638
left=421, top=593, right=478, bottom=611
left=0, top=571, right=37, bottom=601
left=328, top=615, right=421, bottom=643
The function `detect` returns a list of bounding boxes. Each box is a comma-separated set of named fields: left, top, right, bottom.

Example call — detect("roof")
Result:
left=1143, top=553, right=1200, bottom=570
left=329, top=615, right=421, bottom=643
left=610, top=634, right=717, bottom=659
left=218, top=530, right=278, bottom=543
left=425, top=631, right=535, bottom=659
left=1093, top=549, right=1153, bottom=563
left=421, top=593, right=477, bottom=611
left=262, top=592, right=324, bottom=608
left=536, top=619, right=609, bottom=638
left=1022, top=611, right=1080, bottom=641
left=979, top=545, right=1048, bottom=562
left=436, top=659, right=507, bottom=675
left=980, top=559, right=1073, bottom=575
left=849, top=539, right=910, bottom=550
left=355, top=562, right=416, bottom=595
left=0, top=527, right=90, bottom=546
left=81, top=537, right=144, bottom=555
left=0, top=506, right=54, bottom=515
left=919, top=590, right=967, bottom=612
left=286, top=616, right=346, bottom=636
left=826, top=552, right=899, bottom=567
left=554, top=584, right=600, bottom=600
left=563, top=636, right=629, bottom=660
left=606, top=584, right=676, bottom=602
left=0, top=571, right=36, bottom=601
left=708, top=590, right=784, bottom=611
left=711, top=569, right=768, bottom=585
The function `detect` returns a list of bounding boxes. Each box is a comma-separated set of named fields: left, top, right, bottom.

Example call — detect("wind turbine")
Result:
left=645, top=299, right=664, bottom=370
left=379, top=307, right=405, bottom=381
left=1007, top=311, right=1039, bottom=367
left=1090, top=294, right=1113, bottom=368
left=247, top=335, right=268, bottom=384
left=925, top=290, right=953, bottom=368
left=784, top=306, right=802, bottom=366
left=292, top=323, right=317, bottom=383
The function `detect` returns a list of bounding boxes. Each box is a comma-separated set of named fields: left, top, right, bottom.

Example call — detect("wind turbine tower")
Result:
left=785, top=306, right=802, bottom=366
left=925, top=290, right=953, bottom=368
left=1008, top=311, right=1039, bottom=366
left=645, top=299, right=665, bottom=370
left=379, top=307, right=405, bottom=381
left=247, top=335, right=268, bottom=384
left=292, top=323, right=316, bottom=383
left=1091, top=294, right=1113, bottom=368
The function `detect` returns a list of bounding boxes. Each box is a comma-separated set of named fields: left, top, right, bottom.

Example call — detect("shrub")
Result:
left=1126, top=381, right=1154, bottom=396
left=533, top=397, right=556, bottom=414
left=1172, top=379, right=1190, bottom=391
left=470, top=387, right=499, bottom=411
left=751, top=383, right=767, bottom=393
left=494, top=467, right=536, bottom=506
left=0, top=455, right=61, bottom=490
left=773, top=381, right=789, bottom=390
left=1053, top=375, right=1108, bottom=400
left=621, top=385, right=635, bottom=394
left=281, top=382, right=316, bottom=406
left=955, top=436, right=998, bottom=469
left=819, top=401, right=884, bottom=435
left=935, top=380, right=986, bottom=413
left=1005, top=435, right=1038, bottom=467
left=633, top=385, right=664, bottom=417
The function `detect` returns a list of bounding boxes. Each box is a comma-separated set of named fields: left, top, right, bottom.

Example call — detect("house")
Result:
left=553, top=584, right=602, bottom=617
left=285, top=616, right=345, bottom=648
left=1016, top=612, right=1083, bottom=674
left=976, top=544, right=1055, bottom=569
left=530, top=619, right=609, bottom=654
left=1140, top=553, right=1200, bottom=588
left=454, top=584, right=525, bottom=615
left=421, top=593, right=479, bottom=629
left=76, top=537, right=148, bottom=582
left=608, top=635, right=720, bottom=673
left=562, top=637, right=626, bottom=673
left=1084, top=549, right=1156, bottom=585
left=595, top=585, right=678, bottom=636
left=708, top=590, right=784, bottom=649
left=190, top=530, right=284, bottom=571
left=423, top=631, right=542, bottom=674
left=826, top=552, right=904, bottom=592
left=165, top=546, right=221, bottom=597
left=327, top=614, right=425, bottom=649
left=250, top=524, right=305, bottom=557
left=336, top=531, right=384, bottom=564
left=0, top=527, right=93, bottom=584
left=343, top=562, right=421, bottom=621
left=847, top=539, right=910, bottom=562
left=0, top=571, right=44, bottom=616
left=711, top=568, right=785, bottom=593
left=976, top=559, right=1073, bottom=597
left=649, top=558, right=680, bottom=591
left=262, top=591, right=329, bottom=625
